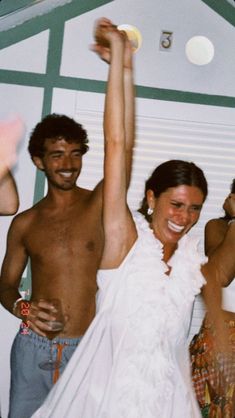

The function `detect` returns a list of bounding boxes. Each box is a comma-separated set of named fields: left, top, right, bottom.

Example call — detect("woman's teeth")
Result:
left=168, top=220, right=184, bottom=233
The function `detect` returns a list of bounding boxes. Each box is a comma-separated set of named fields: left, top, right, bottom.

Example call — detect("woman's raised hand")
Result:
left=91, top=17, right=133, bottom=69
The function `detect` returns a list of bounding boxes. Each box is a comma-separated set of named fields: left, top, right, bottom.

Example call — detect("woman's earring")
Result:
left=147, top=207, right=153, bottom=216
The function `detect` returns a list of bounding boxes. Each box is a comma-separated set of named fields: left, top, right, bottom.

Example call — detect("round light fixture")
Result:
left=185, top=36, right=214, bottom=65
left=117, top=24, right=142, bottom=53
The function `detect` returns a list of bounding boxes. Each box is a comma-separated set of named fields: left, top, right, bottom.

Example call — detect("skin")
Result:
left=0, top=170, right=19, bottom=216
left=204, top=191, right=235, bottom=321
left=0, top=18, right=135, bottom=339
left=0, top=117, right=24, bottom=215
left=146, top=185, right=203, bottom=262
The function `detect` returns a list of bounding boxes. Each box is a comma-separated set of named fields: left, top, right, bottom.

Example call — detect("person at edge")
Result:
left=0, top=116, right=24, bottom=418
left=31, top=18, right=235, bottom=418
left=190, top=179, right=235, bottom=417
left=0, top=117, right=24, bottom=215
left=0, top=32, right=135, bottom=418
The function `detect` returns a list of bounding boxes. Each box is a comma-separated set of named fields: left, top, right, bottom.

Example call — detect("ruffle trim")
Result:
left=110, top=212, right=206, bottom=416
left=128, top=211, right=206, bottom=317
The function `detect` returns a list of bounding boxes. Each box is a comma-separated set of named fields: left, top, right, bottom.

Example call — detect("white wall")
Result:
left=61, top=0, right=235, bottom=96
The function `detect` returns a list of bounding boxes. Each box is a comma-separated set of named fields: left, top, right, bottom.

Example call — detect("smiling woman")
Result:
left=137, top=160, right=207, bottom=262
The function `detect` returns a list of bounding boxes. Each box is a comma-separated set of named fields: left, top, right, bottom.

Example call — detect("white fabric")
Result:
left=222, top=278, right=235, bottom=312
left=31, top=212, right=206, bottom=418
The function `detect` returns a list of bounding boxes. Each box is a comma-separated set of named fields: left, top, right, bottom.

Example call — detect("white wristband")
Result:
left=12, top=297, right=23, bottom=315
left=228, top=217, right=235, bottom=225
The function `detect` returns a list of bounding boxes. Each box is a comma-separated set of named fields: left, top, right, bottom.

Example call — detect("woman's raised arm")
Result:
left=93, top=18, right=137, bottom=269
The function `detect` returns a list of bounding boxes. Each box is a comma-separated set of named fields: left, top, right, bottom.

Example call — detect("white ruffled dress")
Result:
left=32, top=212, right=206, bottom=418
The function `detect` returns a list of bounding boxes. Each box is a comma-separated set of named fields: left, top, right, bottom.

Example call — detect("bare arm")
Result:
left=205, top=219, right=235, bottom=286
left=123, top=55, right=135, bottom=187
left=0, top=215, right=57, bottom=336
left=92, top=19, right=135, bottom=190
left=93, top=19, right=137, bottom=269
left=205, top=193, right=235, bottom=286
left=0, top=116, right=24, bottom=214
left=0, top=216, right=28, bottom=316
left=200, top=262, right=228, bottom=351
left=0, top=169, right=19, bottom=215
left=200, top=194, right=235, bottom=349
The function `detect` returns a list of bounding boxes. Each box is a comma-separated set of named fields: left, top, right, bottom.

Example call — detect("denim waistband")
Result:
left=18, top=327, right=82, bottom=346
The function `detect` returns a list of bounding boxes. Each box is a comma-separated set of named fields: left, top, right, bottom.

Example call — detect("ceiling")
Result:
left=225, top=0, right=235, bottom=6
left=0, top=0, right=235, bottom=31
left=0, top=0, right=72, bottom=28
left=0, top=0, right=36, bottom=17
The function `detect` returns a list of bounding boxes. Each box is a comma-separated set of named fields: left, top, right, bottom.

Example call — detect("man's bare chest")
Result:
left=25, top=213, right=103, bottom=260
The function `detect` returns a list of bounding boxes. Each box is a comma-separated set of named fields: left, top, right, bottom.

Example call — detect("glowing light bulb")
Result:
left=117, top=24, right=142, bottom=53
left=185, top=36, right=214, bottom=66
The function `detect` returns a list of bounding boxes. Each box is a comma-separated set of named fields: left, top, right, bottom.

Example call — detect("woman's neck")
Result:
left=150, top=222, right=178, bottom=263
left=162, top=242, right=178, bottom=263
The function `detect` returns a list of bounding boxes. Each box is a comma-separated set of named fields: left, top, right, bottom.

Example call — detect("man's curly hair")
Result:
left=28, top=113, right=89, bottom=159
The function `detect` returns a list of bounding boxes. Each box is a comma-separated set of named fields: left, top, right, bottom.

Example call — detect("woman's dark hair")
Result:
left=231, top=179, right=235, bottom=194
left=28, top=113, right=89, bottom=159
left=223, top=178, right=235, bottom=220
left=138, top=160, right=208, bottom=222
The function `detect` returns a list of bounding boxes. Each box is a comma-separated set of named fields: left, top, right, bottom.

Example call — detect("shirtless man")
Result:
left=190, top=179, right=235, bottom=416
left=0, top=20, right=135, bottom=418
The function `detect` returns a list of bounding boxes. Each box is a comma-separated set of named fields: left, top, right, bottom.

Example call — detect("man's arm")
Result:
left=0, top=215, right=61, bottom=336
left=0, top=216, right=28, bottom=317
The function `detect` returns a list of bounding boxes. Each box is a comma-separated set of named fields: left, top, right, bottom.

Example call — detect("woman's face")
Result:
left=147, top=184, right=204, bottom=246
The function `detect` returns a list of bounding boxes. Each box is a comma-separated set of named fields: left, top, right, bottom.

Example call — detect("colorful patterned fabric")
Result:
left=190, top=314, right=235, bottom=418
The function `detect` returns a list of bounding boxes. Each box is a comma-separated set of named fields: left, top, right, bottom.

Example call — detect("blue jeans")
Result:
left=8, top=329, right=81, bottom=418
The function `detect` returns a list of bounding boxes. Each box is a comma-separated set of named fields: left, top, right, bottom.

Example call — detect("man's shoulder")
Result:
left=205, top=217, right=227, bottom=242
left=77, top=181, right=103, bottom=203
left=206, top=217, right=226, bottom=227
left=11, top=204, right=39, bottom=228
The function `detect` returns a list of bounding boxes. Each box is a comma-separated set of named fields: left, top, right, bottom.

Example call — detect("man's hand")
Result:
left=20, top=299, right=65, bottom=337
left=91, top=17, right=133, bottom=70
